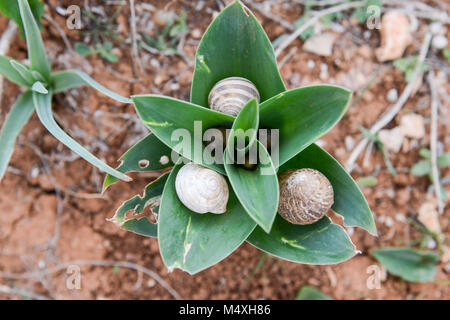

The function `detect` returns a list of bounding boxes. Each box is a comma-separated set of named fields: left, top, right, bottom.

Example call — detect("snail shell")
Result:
left=278, top=168, right=334, bottom=225
left=175, top=162, right=229, bottom=214
left=208, top=77, right=260, bottom=117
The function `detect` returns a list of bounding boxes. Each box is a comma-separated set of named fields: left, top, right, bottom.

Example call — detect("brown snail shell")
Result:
left=175, top=162, right=229, bottom=214
left=278, top=168, right=334, bottom=225
left=208, top=77, right=260, bottom=117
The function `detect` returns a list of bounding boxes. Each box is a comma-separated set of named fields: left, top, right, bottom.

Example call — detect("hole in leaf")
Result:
left=138, top=159, right=150, bottom=168
left=159, top=155, right=169, bottom=165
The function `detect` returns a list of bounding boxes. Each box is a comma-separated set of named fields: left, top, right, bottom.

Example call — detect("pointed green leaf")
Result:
left=17, top=0, right=50, bottom=80
left=372, top=247, right=439, bottom=283
left=31, top=81, right=47, bottom=94
left=158, top=160, right=256, bottom=274
left=247, top=215, right=356, bottom=264
left=411, top=160, right=431, bottom=177
left=224, top=140, right=278, bottom=233
left=110, top=173, right=169, bottom=238
left=103, top=133, right=174, bottom=191
left=32, top=90, right=131, bottom=182
left=297, top=286, right=333, bottom=300
left=50, top=70, right=131, bottom=104
left=0, top=56, right=30, bottom=87
left=132, top=95, right=235, bottom=174
left=9, top=59, right=34, bottom=85
left=0, top=0, right=44, bottom=38
left=279, top=143, right=376, bottom=235
left=191, top=1, right=285, bottom=107
left=227, top=98, right=259, bottom=156
left=0, top=91, right=34, bottom=180
left=260, top=85, right=352, bottom=167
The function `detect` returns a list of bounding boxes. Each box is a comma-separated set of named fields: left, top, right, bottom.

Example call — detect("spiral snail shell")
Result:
left=208, top=77, right=260, bottom=117
left=278, top=168, right=334, bottom=225
left=175, top=162, right=229, bottom=214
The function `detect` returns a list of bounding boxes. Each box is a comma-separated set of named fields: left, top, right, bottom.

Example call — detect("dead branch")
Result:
left=428, top=71, right=444, bottom=214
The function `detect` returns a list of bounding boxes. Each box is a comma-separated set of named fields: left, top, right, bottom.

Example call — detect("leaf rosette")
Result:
left=104, top=1, right=376, bottom=274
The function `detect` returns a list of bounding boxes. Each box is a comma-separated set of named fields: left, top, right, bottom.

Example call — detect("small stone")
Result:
left=430, top=22, right=444, bottom=35
left=418, top=200, right=441, bottom=234
left=191, top=28, right=202, bottom=39
left=385, top=216, right=394, bottom=227
left=432, top=35, right=448, bottom=50
left=399, top=113, right=425, bottom=139
left=386, top=88, right=398, bottom=102
left=307, top=59, right=315, bottom=69
left=345, top=136, right=355, bottom=151
left=303, top=33, right=336, bottom=57
left=378, top=127, right=404, bottom=153
left=376, top=11, right=412, bottom=62
left=426, top=238, right=437, bottom=249
left=395, top=212, right=407, bottom=223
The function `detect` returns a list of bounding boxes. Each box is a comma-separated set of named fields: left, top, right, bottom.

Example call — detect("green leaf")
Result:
left=50, top=70, right=132, bottom=104
left=109, top=173, right=169, bottom=238
left=103, top=133, right=174, bottom=191
left=132, top=95, right=235, bottom=174
left=32, top=90, right=131, bottom=182
left=9, top=59, right=34, bottom=85
left=227, top=99, right=259, bottom=155
left=31, top=81, right=47, bottom=94
left=419, top=148, right=431, bottom=159
left=158, top=160, right=256, bottom=274
left=372, top=247, right=439, bottom=283
left=437, top=153, right=450, bottom=167
left=224, top=141, right=278, bottom=233
left=0, top=0, right=44, bottom=38
left=190, top=1, right=285, bottom=107
left=74, top=42, right=93, bottom=56
left=279, top=143, right=376, bottom=235
left=0, top=91, right=34, bottom=180
left=0, top=56, right=30, bottom=87
left=296, top=286, right=332, bottom=300
left=17, top=0, right=50, bottom=80
left=411, top=160, right=431, bottom=177
left=356, top=176, right=378, bottom=188
left=247, top=216, right=356, bottom=264
left=260, top=85, right=352, bottom=169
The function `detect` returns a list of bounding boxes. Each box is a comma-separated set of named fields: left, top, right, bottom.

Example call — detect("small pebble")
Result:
left=432, top=35, right=448, bottom=50
left=429, top=22, right=444, bottom=35
left=426, top=238, right=437, bottom=249
left=307, top=59, right=315, bottom=69
left=30, top=166, right=39, bottom=178
left=385, top=216, right=394, bottom=228
left=38, top=260, right=45, bottom=269
left=344, top=136, right=355, bottom=151
left=386, top=88, right=398, bottom=102
left=395, top=212, right=407, bottom=223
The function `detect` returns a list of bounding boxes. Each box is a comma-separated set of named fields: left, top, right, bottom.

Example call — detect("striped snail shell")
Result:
left=175, top=162, right=229, bottom=214
left=208, top=77, right=260, bottom=117
left=278, top=168, right=334, bottom=225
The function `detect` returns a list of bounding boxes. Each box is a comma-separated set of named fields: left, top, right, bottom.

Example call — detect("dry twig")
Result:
left=274, top=1, right=365, bottom=57
left=428, top=71, right=444, bottom=214
left=0, top=260, right=181, bottom=300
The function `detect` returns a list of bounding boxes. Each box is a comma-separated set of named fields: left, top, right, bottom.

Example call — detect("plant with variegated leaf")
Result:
left=104, top=1, right=376, bottom=275
left=0, top=0, right=131, bottom=182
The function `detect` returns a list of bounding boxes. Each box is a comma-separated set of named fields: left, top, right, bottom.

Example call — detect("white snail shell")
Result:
left=208, top=77, right=260, bottom=117
left=278, top=168, right=334, bottom=225
left=175, top=162, right=229, bottom=214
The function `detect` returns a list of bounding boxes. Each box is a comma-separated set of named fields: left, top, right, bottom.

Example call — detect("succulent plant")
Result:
left=103, top=1, right=376, bottom=274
